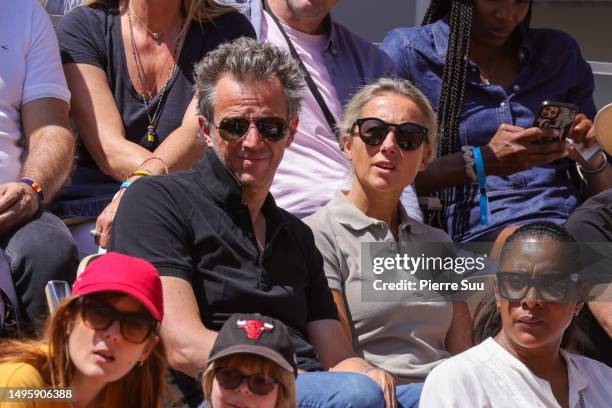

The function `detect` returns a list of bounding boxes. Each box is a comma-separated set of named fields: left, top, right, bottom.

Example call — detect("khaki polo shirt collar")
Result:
left=328, top=190, right=423, bottom=236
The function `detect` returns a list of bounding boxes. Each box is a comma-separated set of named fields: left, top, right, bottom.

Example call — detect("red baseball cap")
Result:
left=72, top=252, right=163, bottom=321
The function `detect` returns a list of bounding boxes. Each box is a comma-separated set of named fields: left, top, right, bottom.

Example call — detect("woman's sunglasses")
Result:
left=352, top=117, right=428, bottom=151
left=215, top=117, right=288, bottom=142
left=214, top=367, right=278, bottom=396
left=496, top=271, right=580, bottom=301
left=79, top=297, right=158, bottom=344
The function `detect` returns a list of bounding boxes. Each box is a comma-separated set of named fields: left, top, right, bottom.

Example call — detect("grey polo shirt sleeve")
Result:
left=304, top=209, right=345, bottom=292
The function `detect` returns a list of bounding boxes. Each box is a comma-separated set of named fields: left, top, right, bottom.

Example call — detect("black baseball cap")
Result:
left=208, top=313, right=298, bottom=377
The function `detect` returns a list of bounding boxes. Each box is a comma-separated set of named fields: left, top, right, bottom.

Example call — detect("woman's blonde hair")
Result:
left=338, top=77, right=438, bottom=158
left=202, top=354, right=297, bottom=408
left=0, top=295, right=168, bottom=408
left=81, top=0, right=235, bottom=24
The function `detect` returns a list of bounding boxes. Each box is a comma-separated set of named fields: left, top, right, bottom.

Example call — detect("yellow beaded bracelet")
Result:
left=129, top=169, right=153, bottom=179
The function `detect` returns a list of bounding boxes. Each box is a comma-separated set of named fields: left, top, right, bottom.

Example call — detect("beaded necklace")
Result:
left=127, top=8, right=184, bottom=147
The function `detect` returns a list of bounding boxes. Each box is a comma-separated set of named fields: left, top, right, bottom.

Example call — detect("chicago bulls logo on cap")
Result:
left=236, top=319, right=274, bottom=340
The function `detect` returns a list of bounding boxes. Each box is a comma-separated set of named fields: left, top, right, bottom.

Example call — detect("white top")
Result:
left=420, top=337, right=612, bottom=408
left=0, top=0, right=70, bottom=183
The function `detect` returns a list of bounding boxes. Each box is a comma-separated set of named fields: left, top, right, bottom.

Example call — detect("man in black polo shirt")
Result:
left=111, top=38, right=395, bottom=407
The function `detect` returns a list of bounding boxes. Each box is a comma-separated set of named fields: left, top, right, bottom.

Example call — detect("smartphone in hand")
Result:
left=533, top=101, right=578, bottom=142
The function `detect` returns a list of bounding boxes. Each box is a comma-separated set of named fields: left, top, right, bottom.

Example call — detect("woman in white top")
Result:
left=421, top=221, right=612, bottom=408
left=305, top=77, right=473, bottom=408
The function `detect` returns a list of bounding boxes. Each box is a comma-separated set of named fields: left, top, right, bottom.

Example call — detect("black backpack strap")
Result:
left=264, top=3, right=339, bottom=140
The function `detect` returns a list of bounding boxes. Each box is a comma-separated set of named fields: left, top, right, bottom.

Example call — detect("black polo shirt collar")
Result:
left=194, top=149, right=287, bottom=238
left=195, top=149, right=244, bottom=210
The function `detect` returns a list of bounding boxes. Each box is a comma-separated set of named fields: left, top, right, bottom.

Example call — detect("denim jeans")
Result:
left=396, top=382, right=423, bottom=408
left=198, top=373, right=422, bottom=408
left=296, top=372, right=385, bottom=407
left=297, top=373, right=423, bottom=408
left=0, top=210, right=78, bottom=334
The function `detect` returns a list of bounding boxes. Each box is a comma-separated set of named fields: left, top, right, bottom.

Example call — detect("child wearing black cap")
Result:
left=201, top=313, right=297, bottom=408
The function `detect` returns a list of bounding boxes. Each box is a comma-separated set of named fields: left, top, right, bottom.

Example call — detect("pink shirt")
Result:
left=261, top=12, right=422, bottom=221
left=262, top=13, right=349, bottom=218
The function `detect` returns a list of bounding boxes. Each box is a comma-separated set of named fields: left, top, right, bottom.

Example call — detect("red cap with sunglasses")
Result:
left=208, top=313, right=298, bottom=377
left=72, top=252, right=163, bottom=321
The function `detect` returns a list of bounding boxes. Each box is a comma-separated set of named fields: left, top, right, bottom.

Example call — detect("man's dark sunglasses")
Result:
left=214, top=367, right=278, bottom=395
left=216, top=117, right=288, bottom=142
left=496, top=271, right=580, bottom=301
left=79, top=297, right=158, bottom=344
left=352, top=117, right=428, bottom=151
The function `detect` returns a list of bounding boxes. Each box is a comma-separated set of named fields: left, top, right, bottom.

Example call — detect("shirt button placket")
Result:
left=499, top=99, right=513, bottom=123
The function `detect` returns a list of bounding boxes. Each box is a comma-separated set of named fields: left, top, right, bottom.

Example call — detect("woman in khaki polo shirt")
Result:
left=305, top=78, right=472, bottom=406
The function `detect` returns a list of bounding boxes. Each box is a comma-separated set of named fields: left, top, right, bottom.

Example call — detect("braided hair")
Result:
left=422, top=0, right=532, bottom=234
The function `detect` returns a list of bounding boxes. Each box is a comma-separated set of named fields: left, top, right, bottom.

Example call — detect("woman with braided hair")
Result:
left=382, top=0, right=612, bottom=242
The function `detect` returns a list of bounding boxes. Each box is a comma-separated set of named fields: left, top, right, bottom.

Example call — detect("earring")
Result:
left=137, top=359, right=144, bottom=367
left=574, top=309, right=581, bottom=318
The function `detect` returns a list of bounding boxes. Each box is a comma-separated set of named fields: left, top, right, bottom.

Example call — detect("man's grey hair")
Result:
left=339, top=77, right=438, bottom=156
left=194, top=37, right=305, bottom=123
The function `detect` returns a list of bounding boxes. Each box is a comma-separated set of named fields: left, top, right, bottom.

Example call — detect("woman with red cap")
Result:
left=0, top=252, right=167, bottom=407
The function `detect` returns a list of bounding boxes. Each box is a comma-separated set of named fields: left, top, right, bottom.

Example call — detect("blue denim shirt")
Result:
left=381, top=18, right=596, bottom=242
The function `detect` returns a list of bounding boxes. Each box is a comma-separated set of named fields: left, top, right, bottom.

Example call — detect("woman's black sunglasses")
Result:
left=496, top=271, right=581, bottom=301
left=79, top=297, right=158, bottom=344
left=215, top=117, right=288, bottom=142
left=214, top=367, right=278, bottom=396
left=352, top=117, right=428, bottom=151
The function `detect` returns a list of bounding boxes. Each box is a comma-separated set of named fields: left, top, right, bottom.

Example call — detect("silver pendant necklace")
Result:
left=130, top=7, right=170, bottom=40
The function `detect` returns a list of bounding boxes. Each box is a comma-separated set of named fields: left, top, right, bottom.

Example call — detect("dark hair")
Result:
left=422, top=0, right=532, bottom=228
left=473, top=221, right=579, bottom=344
left=500, top=221, right=578, bottom=267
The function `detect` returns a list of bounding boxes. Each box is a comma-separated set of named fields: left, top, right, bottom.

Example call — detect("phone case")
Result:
left=533, top=101, right=578, bottom=142
left=45, top=280, right=71, bottom=313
